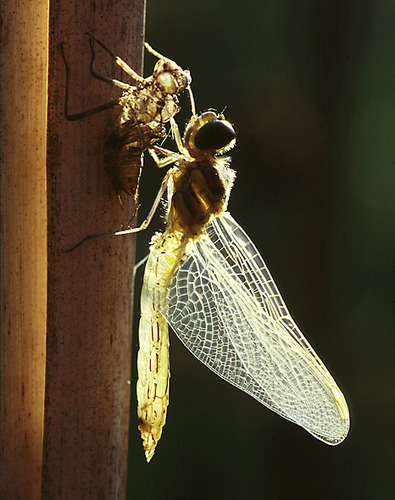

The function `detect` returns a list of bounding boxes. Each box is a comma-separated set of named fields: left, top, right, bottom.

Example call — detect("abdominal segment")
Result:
left=136, top=231, right=188, bottom=462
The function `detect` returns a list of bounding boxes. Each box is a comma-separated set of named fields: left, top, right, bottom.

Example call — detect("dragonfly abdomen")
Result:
left=137, top=230, right=188, bottom=462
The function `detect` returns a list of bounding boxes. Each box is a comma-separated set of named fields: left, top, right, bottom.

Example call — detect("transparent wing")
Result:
left=166, top=212, right=349, bottom=444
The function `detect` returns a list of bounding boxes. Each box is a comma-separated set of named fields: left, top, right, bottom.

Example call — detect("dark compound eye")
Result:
left=194, top=120, right=236, bottom=151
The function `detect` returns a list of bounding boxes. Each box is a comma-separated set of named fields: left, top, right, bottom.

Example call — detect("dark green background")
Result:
left=128, top=1, right=394, bottom=498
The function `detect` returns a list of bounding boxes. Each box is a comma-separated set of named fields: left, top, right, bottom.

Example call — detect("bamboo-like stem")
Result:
left=41, top=2, right=146, bottom=498
left=0, top=1, right=49, bottom=499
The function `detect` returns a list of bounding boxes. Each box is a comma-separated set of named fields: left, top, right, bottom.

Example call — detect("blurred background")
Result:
left=127, top=1, right=394, bottom=498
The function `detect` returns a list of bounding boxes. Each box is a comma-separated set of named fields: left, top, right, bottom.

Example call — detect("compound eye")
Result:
left=194, top=120, right=236, bottom=151
left=156, top=72, right=178, bottom=94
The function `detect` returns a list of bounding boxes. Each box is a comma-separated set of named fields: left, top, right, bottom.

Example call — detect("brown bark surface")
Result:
left=43, top=2, right=145, bottom=498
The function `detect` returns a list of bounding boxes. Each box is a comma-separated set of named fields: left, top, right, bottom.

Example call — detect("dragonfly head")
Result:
left=184, top=111, right=236, bottom=159
left=153, top=59, right=192, bottom=96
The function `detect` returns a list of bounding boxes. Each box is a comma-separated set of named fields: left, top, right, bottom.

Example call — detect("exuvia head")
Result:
left=184, top=111, right=236, bottom=159
left=153, top=59, right=192, bottom=95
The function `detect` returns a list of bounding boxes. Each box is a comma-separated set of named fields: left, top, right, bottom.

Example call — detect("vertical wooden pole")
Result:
left=42, top=1, right=145, bottom=498
left=0, top=1, right=49, bottom=499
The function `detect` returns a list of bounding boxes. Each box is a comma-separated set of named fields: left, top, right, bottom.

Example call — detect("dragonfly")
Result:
left=61, top=34, right=194, bottom=202
left=111, top=104, right=350, bottom=462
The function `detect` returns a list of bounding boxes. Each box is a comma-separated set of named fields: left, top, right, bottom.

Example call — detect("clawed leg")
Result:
left=133, top=254, right=149, bottom=280
left=148, top=146, right=183, bottom=169
left=86, top=33, right=144, bottom=87
left=144, top=42, right=168, bottom=61
left=60, top=42, right=120, bottom=121
left=169, top=116, right=190, bottom=156
left=65, top=169, right=174, bottom=252
left=60, top=33, right=143, bottom=121
left=147, top=115, right=191, bottom=166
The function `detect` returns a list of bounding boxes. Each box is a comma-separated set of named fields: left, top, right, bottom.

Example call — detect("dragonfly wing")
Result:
left=166, top=212, right=349, bottom=444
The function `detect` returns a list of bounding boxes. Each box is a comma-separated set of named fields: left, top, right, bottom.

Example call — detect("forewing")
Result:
left=166, top=212, right=349, bottom=444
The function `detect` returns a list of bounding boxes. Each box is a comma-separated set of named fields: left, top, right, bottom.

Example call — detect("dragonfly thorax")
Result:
left=168, top=159, right=229, bottom=239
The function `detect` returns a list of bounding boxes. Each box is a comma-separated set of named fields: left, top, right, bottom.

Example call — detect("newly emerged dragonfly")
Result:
left=112, top=107, right=350, bottom=462
left=61, top=34, right=194, bottom=201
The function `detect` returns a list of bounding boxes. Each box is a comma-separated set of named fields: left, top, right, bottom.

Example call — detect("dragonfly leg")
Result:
left=169, top=116, right=191, bottom=157
left=60, top=42, right=120, bottom=121
left=149, top=147, right=183, bottom=169
left=65, top=169, right=173, bottom=252
left=186, top=86, right=197, bottom=117
left=86, top=33, right=145, bottom=86
left=143, top=42, right=168, bottom=61
left=132, top=254, right=149, bottom=280
left=113, top=169, right=173, bottom=235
